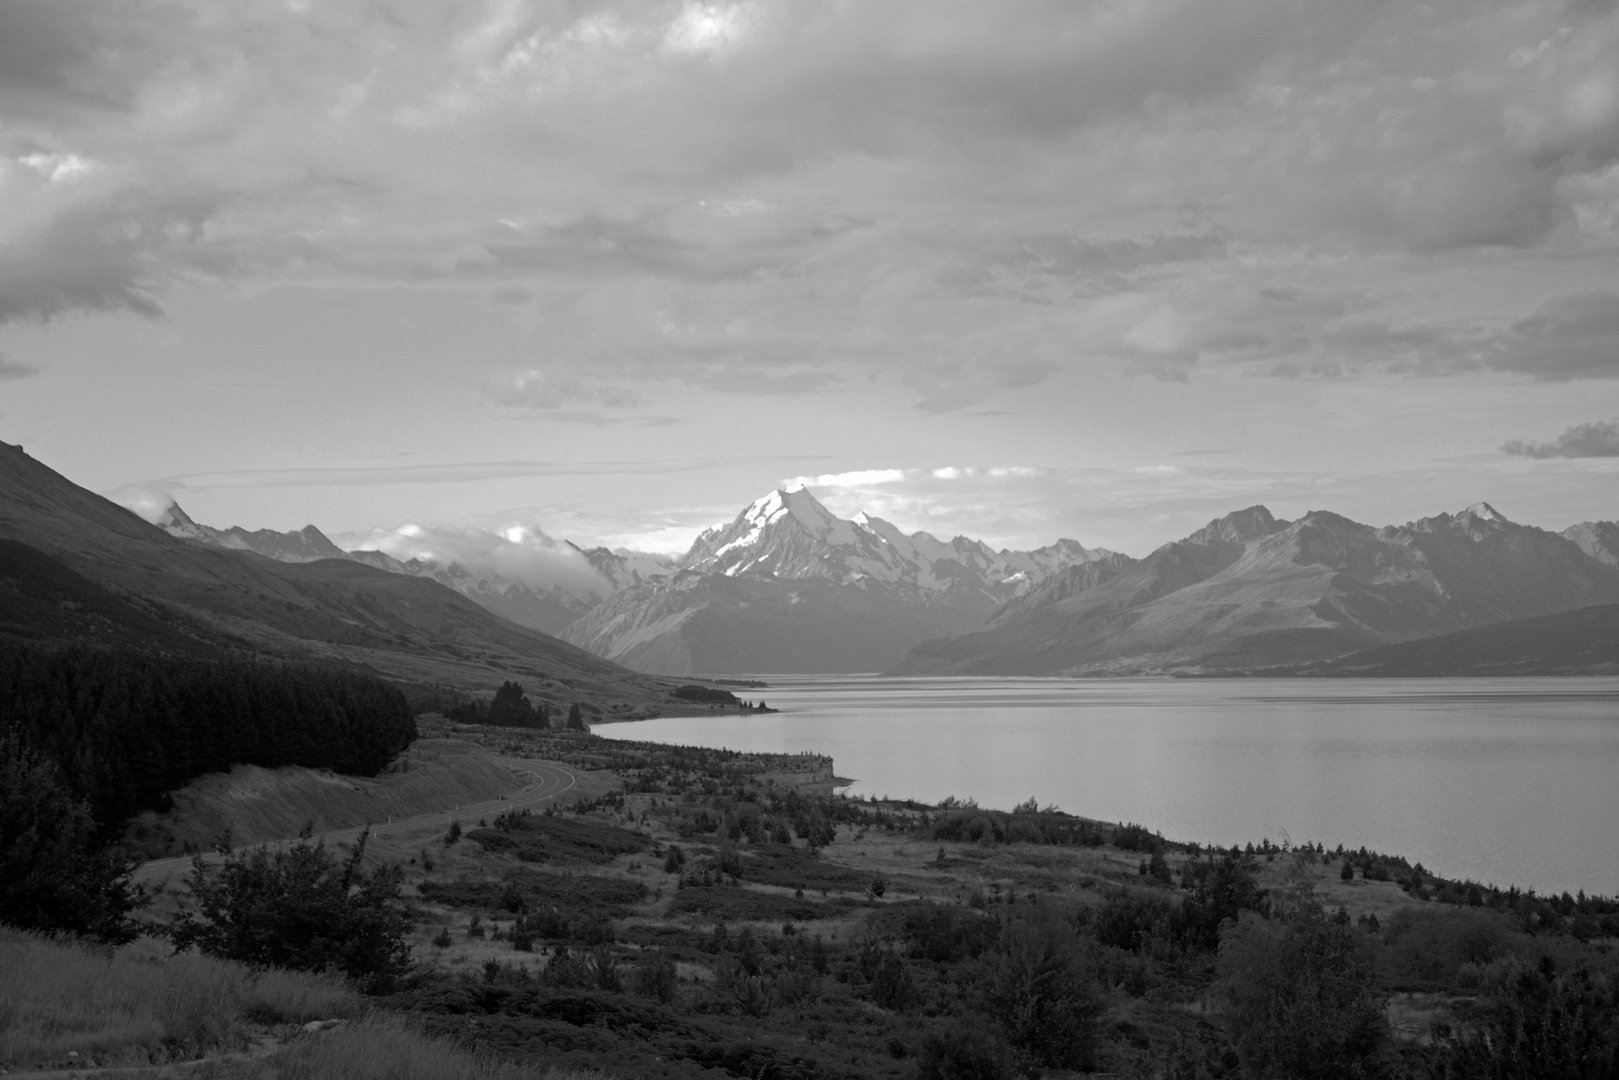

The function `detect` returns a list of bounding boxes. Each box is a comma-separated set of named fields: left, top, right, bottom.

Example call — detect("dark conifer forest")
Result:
left=0, top=640, right=417, bottom=835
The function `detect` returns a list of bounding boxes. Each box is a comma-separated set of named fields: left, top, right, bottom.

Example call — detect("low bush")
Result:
left=669, top=885, right=852, bottom=922
left=170, top=832, right=413, bottom=993
left=470, top=814, right=647, bottom=865
left=738, top=844, right=870, bottom=892
left=240, top=1013, right=620, bottom=1080
left=421, top=872, right=645, bottom=921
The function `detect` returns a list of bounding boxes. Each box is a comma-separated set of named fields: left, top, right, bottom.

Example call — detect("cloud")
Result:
left=6, top=0, right=1619, bottom=407
left=331, top=520, right=614, bottom=598
left=1502, top=418, right=1619, bottom=458
left=782, top=469, right=909, bottom=489
left=482, top=367, right=645, bottom=410
left=0, top=352, right=40, bottom=380
left=106, top=483, right=180, bottom=524
left=0, top=184, right=219, bottom=324
left=1483, top=293, right=1619, bottom=380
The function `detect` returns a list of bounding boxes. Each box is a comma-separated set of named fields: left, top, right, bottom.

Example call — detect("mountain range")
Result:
left=0, top=441, right=680, bottom=717
left=560, top=487, right=1120, bottom=673
left=122, top=475, right=1619, bottom=677
left=891, top=502, right=1619, bottom=676
left=153, top=502, right=673, bottom=637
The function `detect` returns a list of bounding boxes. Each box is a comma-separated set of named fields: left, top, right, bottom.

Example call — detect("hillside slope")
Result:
left=0, top=441, right=674, bottom=710
left=1291, top=603, right=1619, bottom=676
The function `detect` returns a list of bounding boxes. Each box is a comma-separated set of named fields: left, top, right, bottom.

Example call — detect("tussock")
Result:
left=248, top=1014, right=618, bottom=1080
left=0, top=929, right=357, bottom=1068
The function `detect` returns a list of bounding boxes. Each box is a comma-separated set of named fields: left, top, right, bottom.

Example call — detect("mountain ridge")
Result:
left=890, top=502, right=1619, bottom=676
left=562, top=485, right=1115, bottom=674
left=0, top=440, right=679, bottom=713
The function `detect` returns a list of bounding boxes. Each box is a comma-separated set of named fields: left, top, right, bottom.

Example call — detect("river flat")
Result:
left=600, top=676, right=1619, bottom=896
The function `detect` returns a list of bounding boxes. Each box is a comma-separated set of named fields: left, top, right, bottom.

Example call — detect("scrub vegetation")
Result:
left=4, top=716, right=1616, bottom=1079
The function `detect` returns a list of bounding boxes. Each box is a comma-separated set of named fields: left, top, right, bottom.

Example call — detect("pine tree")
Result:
left=0, top=734, right=143, bottom=942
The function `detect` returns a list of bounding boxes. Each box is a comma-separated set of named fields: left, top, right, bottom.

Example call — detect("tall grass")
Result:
left=247, top=1015, right=619, bottom=1080
left=0, top=929, right=358, bottom=1068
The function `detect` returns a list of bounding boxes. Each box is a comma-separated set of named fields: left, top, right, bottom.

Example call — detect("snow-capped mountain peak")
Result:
left=680, top=486, right=1106, bottom=599
left=1462, top=502, right=1509, bottom=524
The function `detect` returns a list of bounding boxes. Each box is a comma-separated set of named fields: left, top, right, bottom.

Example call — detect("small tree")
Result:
left=1216, top=907, right=1388, bottom=1079
left=981, top=908, right=1103, bottom=1072
left=487, top=681, right=537, bottom=728
left=566, top=703, right=586, bottom=731
left=170, top=829, right=413, bottom=993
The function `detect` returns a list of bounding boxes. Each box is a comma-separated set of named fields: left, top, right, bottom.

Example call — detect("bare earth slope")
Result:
left=891, top=503, right=1619, bottom=676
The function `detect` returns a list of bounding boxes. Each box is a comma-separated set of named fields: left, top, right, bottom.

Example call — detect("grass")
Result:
left=238, top=1014, right=620, bottom=1080
left=0, top=929, right=359, bottom=1069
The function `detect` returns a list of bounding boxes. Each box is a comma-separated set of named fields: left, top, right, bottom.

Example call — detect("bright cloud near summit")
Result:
left=2, top=0, right=1618, bottom=555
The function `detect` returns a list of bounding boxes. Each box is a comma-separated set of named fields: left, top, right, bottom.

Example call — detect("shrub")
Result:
left=980, top=908, right=1102, bottom=1072
left=1428, top=957, right=1619, bottom=1078
left=632, top=949, right=679, bottom=1004
left=1216, top=908, right=1388, bottom=1079
left=915, top=1017, right=1015, bottom=1080
left=170, top=830, right=413, bottom=993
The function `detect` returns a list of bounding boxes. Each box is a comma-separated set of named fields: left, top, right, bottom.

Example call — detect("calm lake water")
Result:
left=600, top=676, right=1619, bottom=897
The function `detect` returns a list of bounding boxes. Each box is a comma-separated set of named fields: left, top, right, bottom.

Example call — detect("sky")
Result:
left=2, top=0, right=1619, bottom=563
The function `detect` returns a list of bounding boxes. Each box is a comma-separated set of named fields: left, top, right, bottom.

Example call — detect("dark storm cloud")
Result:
left=1502, top=418, right=1619, bottom=458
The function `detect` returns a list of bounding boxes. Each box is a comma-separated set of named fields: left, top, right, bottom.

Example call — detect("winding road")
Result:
left=135, top=754, right=578, bottom=883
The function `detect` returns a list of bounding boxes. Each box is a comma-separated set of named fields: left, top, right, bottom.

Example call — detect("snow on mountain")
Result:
left=561, top=486, right=1114, bottom=674
left=677, top=484, right=1112, bottom=600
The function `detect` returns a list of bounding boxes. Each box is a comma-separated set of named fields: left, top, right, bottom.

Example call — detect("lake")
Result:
left=599, top=676, right=1619, bottom=897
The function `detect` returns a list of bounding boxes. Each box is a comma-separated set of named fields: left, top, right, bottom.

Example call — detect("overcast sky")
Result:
left=3, top=0, right=1618, bottom=557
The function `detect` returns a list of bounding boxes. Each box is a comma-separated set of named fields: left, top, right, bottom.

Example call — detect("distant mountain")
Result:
left=155, top=503, right=348, bottom=562
left=0, top=441, right=677, bottom=714
left=890, top=502, right=1619, bottom=676
left=1564, top=520, right=1619, bottom=568
left=151, top=504, right=673, bottom=637
left=1292, top=603, right=1619, bottom=677
left=562, top=486, right=1117, bottom=674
